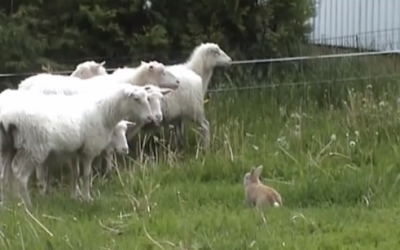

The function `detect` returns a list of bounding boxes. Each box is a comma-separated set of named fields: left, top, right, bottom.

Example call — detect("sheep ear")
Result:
left=129, top=91, right=140, bottom=99
left=160, top=88, right=173, bottom=95
left=99, top=61, right=106, bottom=66
left=91, top=64, right=101, bottom=71
left=254, top=165, right=263, bottom=178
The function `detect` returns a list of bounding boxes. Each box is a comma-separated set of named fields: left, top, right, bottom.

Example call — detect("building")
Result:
left=310, top=0, right=400, bottom=51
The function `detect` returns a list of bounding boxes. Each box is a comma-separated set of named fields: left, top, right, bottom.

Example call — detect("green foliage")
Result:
left=0, top=6, right=48, bottom=73
left=0, top=0, right=315, bottom=88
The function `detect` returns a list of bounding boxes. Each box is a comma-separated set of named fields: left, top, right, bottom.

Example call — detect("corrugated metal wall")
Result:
left=310, top=0, right=400, bottom=51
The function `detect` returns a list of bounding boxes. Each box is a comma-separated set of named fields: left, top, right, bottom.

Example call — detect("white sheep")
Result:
left=100, top=120, right=136, bottom=174
left=0, top=84, right=153, bottom=208
left=125, top=85, right=172, bottom=140
left=18, top=61, right=180, bottom=92
left=18, top=73, right=175, bottom=181
left=18, top=60, right=107, bottom=93
left=36, top=119, right=136, bottom=196
left=34, top=84, right=172, bottom=184
left=142, top=43, right=232, bottom=149
left=98, top=84, right=173, bottom=175
left=16, top=61, right=107, bottom=94
left=70, top=60, right=108, bottom=79
left=87, top=61, right=180, bottom=90
left=19, top=73, right=85, bottom=92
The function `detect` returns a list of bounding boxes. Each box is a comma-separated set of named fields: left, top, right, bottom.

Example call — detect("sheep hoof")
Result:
left=70, top=193, right=80, bottom=200
left=39, top=186, right=50, bottom=196
left=82, top=195, right=94, bottom=203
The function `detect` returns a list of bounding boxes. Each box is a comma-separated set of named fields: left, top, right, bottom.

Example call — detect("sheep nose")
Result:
left=146, top=115, right=153, bottom=122
left=155, top=114, right=162, bottom=122
left=176, top=80, right=180, bottom=84
left=122, top=148, right=129, bottom=154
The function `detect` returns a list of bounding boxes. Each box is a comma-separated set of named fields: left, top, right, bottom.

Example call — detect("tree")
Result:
left=0, top=0, right=315, bottom=89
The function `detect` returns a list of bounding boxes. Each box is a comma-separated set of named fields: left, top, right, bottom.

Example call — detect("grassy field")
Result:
left=1, top=54, right=400, bottom=249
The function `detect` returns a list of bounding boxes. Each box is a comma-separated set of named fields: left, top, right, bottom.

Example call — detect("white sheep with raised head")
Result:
left=181, top=42, right=232, bottom=94
left=70, top=60, right=108, bottom=79
left=0, top=84, right=153, bottom=209
left=142, top=43, right=232, bottom=150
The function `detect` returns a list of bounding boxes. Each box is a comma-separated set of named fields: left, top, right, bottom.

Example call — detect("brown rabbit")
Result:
left=243, top=165, right=283, bottom=209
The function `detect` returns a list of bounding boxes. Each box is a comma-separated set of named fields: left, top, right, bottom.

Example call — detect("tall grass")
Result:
left=1, top=53, right=400, bottom=249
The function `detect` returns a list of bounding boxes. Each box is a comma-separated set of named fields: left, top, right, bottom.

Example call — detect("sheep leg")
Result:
left=69, top=157, right=80, bottom=200
left=0, top=149, right=16, bottom=207
left=198, top=118, right=210, bottom=150
left=44, top=165, right=51, bottom=194
left=173, top=119, right=185, bottom=149
left=189, top=107, right=210, bottom=150
left=11, top=149, right=36, bottom=209
left=36, top=164, right=50, bottom=196
left=81, top=156, right=94, bottom=202
left=99, top=150, right=115, bottom=181
left=104, top=149, right=114, bottom=174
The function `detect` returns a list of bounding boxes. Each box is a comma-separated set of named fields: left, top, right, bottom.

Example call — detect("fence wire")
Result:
left=0, top=50, right=399, bottom=78
left=208, top=73, right=400, bottom=93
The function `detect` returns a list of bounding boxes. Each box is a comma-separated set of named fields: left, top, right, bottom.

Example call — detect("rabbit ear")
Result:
left=243, top=173, right=251, bottom=186
left=254, top=165, right=263, bottom=178
left=249, top=167, right=256, bottom=176
left=249, top=167, right=260, bottom=182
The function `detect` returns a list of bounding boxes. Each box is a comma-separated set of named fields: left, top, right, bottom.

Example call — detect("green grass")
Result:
left=2, top=54, right=400, bottom=249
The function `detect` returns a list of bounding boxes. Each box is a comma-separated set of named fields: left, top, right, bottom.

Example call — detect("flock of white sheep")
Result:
left=0, top=42, right=233, bottom=210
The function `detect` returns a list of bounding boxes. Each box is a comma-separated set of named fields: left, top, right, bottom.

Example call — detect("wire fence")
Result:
left=207, top=73, right=400, bottom=93
left=0, top=50, right=398, bottom=78
left=0, top=49, right=399, bottom=96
